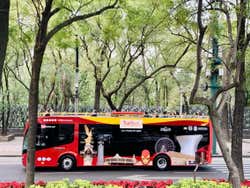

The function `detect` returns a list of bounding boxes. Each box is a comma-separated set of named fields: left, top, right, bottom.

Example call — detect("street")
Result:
left=1, top=157, right=250, bottom=182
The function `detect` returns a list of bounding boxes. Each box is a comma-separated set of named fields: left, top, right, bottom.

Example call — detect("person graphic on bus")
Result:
left=83, top=125, right=95, bottom=165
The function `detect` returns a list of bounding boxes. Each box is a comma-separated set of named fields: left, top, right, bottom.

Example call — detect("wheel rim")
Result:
left=62, top=158, right=73, bottom=170
left=157, top=158, right=167, bottom=169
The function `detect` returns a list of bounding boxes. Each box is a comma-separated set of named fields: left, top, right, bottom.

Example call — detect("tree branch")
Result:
left=190, top=0, right=207, bottom=105
left=212, top=82, right=237, bottom=102
left=48, top=7, right=60, bottom=19
left=118, top=44, right=191, bottom=109
left=6, top=65, right=29, bottom=91
left=45, top=0, right=118, bottom=45
left=81, top=36, right=99, bottom=80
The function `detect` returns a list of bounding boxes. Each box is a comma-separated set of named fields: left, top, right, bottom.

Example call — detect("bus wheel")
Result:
left=59, top=155, right=75, bottom=171
left=153, top=155, right=170, bottom=171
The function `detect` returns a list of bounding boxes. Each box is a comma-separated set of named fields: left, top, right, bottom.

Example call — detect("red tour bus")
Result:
left=22, top=112, right=212, bottom=171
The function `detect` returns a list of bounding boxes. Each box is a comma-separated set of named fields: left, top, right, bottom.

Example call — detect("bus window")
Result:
left=36, top=124, right=74, bottom=149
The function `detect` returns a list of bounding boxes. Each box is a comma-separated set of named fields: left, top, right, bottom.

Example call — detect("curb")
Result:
left=212, top=155, right=250, bottom=158
left=1, top=155, right=250, bottom=158
left=0, top=155, right=21, bottom=157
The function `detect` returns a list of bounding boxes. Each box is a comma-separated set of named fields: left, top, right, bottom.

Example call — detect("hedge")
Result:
left=0, top=179, right=250, bottom=188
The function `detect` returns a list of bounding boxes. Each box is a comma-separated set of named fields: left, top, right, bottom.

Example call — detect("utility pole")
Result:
left=74, top=37, right=79, bottom=113
left=211, top=37, right=221, bottom=154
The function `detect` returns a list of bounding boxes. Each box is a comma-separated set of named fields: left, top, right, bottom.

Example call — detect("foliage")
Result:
left=1, top=179, right=250, bottom=188
left=92, top=180, right=173, bottom=188
left=168, top=179, right=249, bottom=188
left=29, top=179, right=118, bottom=188
left=3, top=0, right=250, bottom=112
left=1, top=0, right=197, bottom=114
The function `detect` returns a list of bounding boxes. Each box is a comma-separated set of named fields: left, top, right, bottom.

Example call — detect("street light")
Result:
left=202, top=38, right=222, bottom=154
left=211, top=37, right=221, bottom=154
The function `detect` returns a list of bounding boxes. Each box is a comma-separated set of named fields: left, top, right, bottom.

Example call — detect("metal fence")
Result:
left=0, top=105, right=28, bottom=129
left=244, top=107, right=250, bottom=129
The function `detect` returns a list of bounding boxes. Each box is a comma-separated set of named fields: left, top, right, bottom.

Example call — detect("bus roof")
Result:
left=38, top=112, right=209, bottom=126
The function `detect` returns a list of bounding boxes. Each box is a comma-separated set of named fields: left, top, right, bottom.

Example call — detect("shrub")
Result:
left=1, top=179, right=249, bottom=188
left=30, top=179, right=121, bottom=188
left=92, top=180, right=173, bottom=188
left=0, top=181, right=25, bottom=188
left=168, top=179, right=249, bottom=188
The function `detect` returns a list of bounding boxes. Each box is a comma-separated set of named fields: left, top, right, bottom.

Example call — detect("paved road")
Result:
left=0, top=157, right=238, bottom=182
left=208, top=157, right=250, bottom=180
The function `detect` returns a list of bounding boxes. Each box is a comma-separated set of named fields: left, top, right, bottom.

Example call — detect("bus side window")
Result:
left=57, top=124, right=74, bottom=143
left=36, top=124, right=74, bottom=148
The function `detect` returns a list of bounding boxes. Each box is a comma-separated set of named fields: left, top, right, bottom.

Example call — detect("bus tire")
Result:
left=153, top=154, right=170, bottom=171
left=59, top=155, right=76, bottom=171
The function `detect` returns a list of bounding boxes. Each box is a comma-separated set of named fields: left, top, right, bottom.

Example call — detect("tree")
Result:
left=189, top=0, right=250, bottom=187
left=170, top=0, right=250, bottom=184
left=25, top=0, right=118, bottom=187
left=0, top=0, right=10, bottom=87
left=1, top=67, right=10, bottom=136
left=231, top=0, right=249, bottom=181
left=80, top=1, right=191, bottom=111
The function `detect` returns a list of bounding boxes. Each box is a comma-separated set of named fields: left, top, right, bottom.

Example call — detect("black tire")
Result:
left=59, top=155, right=75, bottom=171
left=153, top=155, right=170, bottom=171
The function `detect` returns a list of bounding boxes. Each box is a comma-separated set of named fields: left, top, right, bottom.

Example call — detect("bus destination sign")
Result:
left=120, top=119, right=143, bottom=129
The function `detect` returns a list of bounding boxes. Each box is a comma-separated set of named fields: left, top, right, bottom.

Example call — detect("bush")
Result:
left=29, top=179, right=121, bottom=188
left=168, top=179, right=249, bottom=188
left=92, top=180, right=173, bottom=188
left=0, top=179, right=250, bottom=188
left=0, top=181, right=25, bottom=188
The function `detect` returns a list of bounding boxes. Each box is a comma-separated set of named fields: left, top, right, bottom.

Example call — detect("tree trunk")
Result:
left=102, top=92, right=117, bottom=111
left=221, top=103, right=230, bottom=140
left=94, top=80, right=102, bottom=112
left=155, top=81, right=160, bottom=107
left=183, top=93, right=189, bottom=114
left=143, top=85, right=150, bottom=108
left=3, top=68, right=10, bottom=136
left=221, top=51, right=231, bottom=141
left=1, top=68, right=10, bottom=136
left=231, top=67, right=245, bottom=181
left=26, top=52, right=43, bottom=187
left=1, top=86, right=5, bottom=135
left=230, top=1, right=247, bottom=180
left=0, top=0, right=10, bottom=86
left=163, top=84, right=168, bottom=108
left=209, top=109, right=241, bottom=188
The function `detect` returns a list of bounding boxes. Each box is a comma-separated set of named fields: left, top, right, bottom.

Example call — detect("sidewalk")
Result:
left=0, top=136, right=23, bottom=157
left=0, top=136, right=250, bottom=157
left=215, top=139, right=250, bottom=157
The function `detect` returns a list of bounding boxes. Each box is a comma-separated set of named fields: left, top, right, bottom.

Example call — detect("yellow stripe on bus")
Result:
left=80, top=116, right=209, bottom=125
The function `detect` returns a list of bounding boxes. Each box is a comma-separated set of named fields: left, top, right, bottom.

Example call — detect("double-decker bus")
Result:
left=22, top=112, right=212, bottom=171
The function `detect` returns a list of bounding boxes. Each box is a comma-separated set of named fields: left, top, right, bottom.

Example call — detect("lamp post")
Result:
left=211, top=37, right=221, bottom=154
